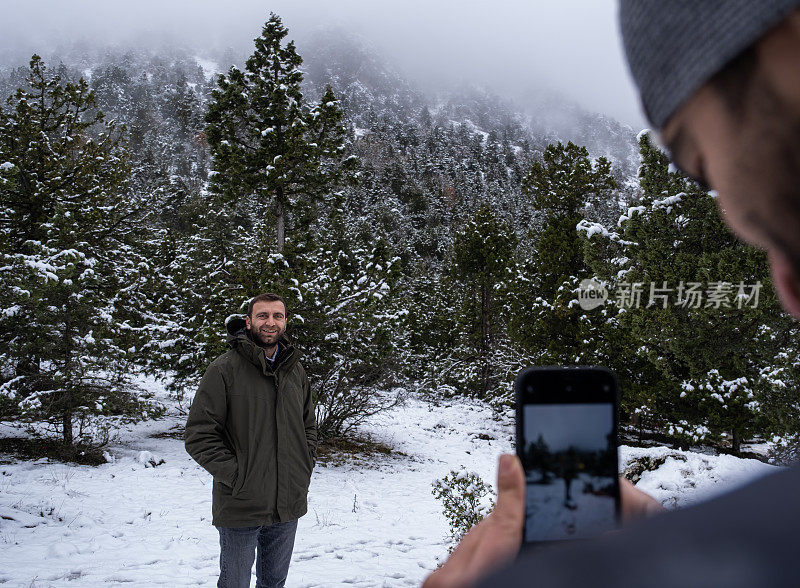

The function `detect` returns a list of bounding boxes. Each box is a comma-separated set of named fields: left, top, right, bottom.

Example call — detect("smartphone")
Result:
left=515, top=366, right=620, bottom=545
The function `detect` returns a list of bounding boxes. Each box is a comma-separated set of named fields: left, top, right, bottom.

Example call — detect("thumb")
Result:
left=491, top=454, right=525, bottom=532
left=456, top=455, right=526, bottom=584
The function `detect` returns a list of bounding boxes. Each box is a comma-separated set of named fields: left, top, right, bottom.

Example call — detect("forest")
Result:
left=1, top=13, right=799, bottom=462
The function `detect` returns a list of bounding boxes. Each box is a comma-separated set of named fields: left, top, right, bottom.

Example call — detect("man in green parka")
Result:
left=185, top=292, right=317, bottom=588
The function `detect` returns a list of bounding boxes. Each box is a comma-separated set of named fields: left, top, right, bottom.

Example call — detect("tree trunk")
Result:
left=731, top=429, right=741, bottom=455
left=62, top=404, right=73, bottom=446
left=62, top=319, right=74, bottom=447
left=479, top=286, right=492, bottom=398
left=276, top=195, right=285, bottom=253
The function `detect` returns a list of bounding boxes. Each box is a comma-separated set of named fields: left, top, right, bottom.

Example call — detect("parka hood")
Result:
left=224, top=314, right=296, bottom=372
left=225, top=315, right=247, bottom=339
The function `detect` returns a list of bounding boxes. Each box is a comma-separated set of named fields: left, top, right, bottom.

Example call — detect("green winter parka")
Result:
left=185, top=317, right=317, bottom=527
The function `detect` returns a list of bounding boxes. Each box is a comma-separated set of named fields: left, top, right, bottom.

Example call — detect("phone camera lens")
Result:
left=526, top=385, right=533, bottom=393
left=603, top=385, right=610, bottom=392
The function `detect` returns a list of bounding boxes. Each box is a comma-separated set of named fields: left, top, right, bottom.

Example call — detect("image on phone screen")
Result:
left=521, top=403, right=617, bottom=542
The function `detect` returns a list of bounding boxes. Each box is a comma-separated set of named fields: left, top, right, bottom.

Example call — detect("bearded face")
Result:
left=245, top=300, right=287, bottom=350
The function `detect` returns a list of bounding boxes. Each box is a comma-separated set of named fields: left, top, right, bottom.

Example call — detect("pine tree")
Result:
left=142, top=17, right=406, bottom=443
left=511, top=141, right=616, bottom=364
left=282, top=208, right=407, bottom=440
left=204, top=13, right=356, bottom=252
left=146, top=14, right=355, bottom=397
left=583, top=132, right=800, bottom=453
left=0, top=55, right=162, bottom=448
left=450, top=204, right=517, bottom=398
left=139, top=194, right=245, bottom=401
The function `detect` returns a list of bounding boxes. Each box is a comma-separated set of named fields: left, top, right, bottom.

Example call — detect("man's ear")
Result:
left=245, top=314, right=252, bottom=330
left=769, top=249, right=800, bottom=319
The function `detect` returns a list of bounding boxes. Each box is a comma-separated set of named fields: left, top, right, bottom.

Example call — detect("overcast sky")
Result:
left=0, top=0, right=646, bottom=128
left=524, top=404, right=614, bottom=453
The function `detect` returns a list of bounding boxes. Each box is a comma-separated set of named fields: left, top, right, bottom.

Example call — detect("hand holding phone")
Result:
left=516, top=366, right=620, bottom=544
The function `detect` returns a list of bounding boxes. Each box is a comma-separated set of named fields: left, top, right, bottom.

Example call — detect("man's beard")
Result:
left=249, top=327, right=283, bottom=348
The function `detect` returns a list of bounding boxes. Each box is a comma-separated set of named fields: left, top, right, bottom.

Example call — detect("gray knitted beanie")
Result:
left=619, top=0, right=800, bottom=130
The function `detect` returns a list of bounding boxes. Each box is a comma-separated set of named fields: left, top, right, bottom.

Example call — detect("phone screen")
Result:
left=517, top=368, right=619, bottom=544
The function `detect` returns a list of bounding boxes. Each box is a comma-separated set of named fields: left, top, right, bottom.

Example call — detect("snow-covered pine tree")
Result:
left=138, top=194, right=245, bottom=402
left=448, top=204, right=518, bottom=399
left=282, top=206, right=407, bottom=440
left=510, top=141, right=617, bottom=365
left=142, top=16, right=406, bottom=443
left=0, top=55, right=162, bottom=448
left=582, top=132, right=800, bottom=453
left=204, top=12, right=356, bottom=252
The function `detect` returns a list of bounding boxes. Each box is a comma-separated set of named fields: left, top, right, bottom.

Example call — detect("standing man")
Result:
left=425, top=1, right=800, bottom=586
left=185, top=293, right=317, bottom=588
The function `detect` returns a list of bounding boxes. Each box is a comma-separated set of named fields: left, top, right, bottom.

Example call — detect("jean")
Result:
left=216, top=520, right=298, bottom=588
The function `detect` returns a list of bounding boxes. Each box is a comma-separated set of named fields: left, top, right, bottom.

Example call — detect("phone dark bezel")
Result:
left=515, top=365, right=621, bottom=546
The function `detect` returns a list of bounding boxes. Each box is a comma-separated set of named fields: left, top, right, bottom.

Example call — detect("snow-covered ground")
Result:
left=0, top=380, right=781, bottom=587
left=524, top=473, right=617, bottom=542
left=619, top=444, right=777, bottom=509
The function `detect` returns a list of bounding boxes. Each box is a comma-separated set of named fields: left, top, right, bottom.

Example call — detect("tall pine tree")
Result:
left=204, top=13, right=356, bottom=252
left=0, top=56, right=161, bottom=448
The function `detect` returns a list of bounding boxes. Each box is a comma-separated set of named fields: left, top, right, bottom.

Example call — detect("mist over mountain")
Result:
left=0, top=28, right=640, bottom=178
left=297, top=30, right=640, bottom=173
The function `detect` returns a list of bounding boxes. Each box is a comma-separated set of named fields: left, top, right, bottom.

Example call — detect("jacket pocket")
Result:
left=296, top=446, right=313, bottom=487
left=232, top=449, right=248, bottom=496
left=304, top=445, right=314, bottom=472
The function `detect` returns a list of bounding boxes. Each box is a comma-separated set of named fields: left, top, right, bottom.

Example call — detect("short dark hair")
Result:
left=247, top=293, right=287, bottom=317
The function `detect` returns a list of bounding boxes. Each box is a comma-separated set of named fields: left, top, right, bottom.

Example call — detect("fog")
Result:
left=0, top=0, right=646, bottom=129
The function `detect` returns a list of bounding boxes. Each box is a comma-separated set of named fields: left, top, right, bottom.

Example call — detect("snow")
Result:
left=652, top=193, right=684, bottom=211
left=195, top=58, right=220, bottom=81
left=0, top=383, right=507, bottom=586
left=0, top=377, right=782, bottom=587
left=618, top=205, right=646, bottom=226
left=525, top=473, right=616, bottom=542
left=460, top=119, right=489, bottom=144
left=619, top=445, right=777, bottom=509
left=577, top=220, right=610, bottom=239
